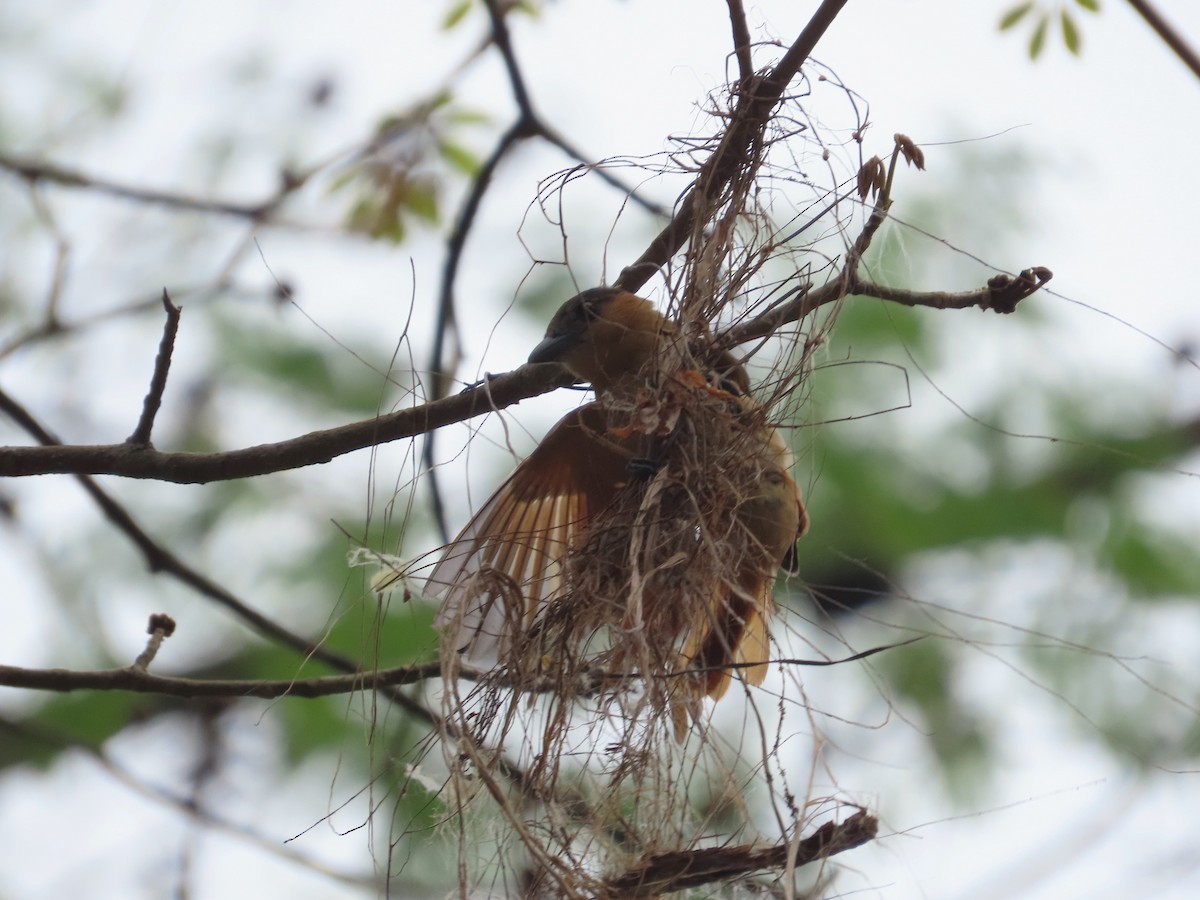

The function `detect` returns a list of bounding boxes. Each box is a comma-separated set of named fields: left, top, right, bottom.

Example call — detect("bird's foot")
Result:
left=459, top=372, right=498, bottom=393
left=628, top=457, right=662, bottom=479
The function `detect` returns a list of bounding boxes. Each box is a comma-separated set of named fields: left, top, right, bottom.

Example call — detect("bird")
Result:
left=426, top=287, right=807, bottom=708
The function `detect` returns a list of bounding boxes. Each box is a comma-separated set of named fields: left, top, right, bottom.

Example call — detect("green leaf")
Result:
left=447, top=108, right=491, bottom=127
left=1061, top=10, right=1081, bottom=55
left=1074, top=0, right=1100, bottom=12
left=438, top=139, right=480, bottom=176
left=1029, top=15, right=1049, bottom=58
left=405, top=182, right=440, bottom=225
left=326, top=167, right=358, bottom=193
left=441, top=0, right=472, bottom=30
left=999, top=1, right=1036, bottom=31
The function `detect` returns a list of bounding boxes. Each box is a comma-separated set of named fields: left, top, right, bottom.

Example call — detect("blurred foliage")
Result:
left=214, top=312, right=408, bottom=420
left=780, top=141, right=1200, bottom=797
left=442, top=0, right=542, bottom=31
left=1000, top=0, right=1101, bottom=59
left=877, top=640, right=990, bottom=796
left=330, top=93, right=486, bottom=242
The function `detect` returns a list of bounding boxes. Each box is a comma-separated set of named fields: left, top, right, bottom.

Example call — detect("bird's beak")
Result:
left=528, top=333, right=575, bottom=365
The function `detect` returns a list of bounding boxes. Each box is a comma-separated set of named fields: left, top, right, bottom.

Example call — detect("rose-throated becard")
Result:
left=427, top=287, right=807, bottom=702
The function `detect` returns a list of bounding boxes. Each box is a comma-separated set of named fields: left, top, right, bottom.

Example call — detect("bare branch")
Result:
left=854, top=267, right=1053, bottom=314
left=726, top=0, right=755, bottom=85
left=0, top=265, right=1053, bottom=484
left=1125, top=0, right=1200, bottom=82
left=126, top=290, right=181, bottom=446
left=0, top=658, right=445, bottom=699
left=0, top=151, right=304, bottom=221
left=0, top=362, right=575, bottom=480
left=0, top=632, right=927, bottom=701
left=604, top=809, right=878, bottom=895
left=617, top=0, right=851, bottom=292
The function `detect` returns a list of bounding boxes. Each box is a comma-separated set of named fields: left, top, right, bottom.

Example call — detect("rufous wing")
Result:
left=427, top=403, right=633, bottom=660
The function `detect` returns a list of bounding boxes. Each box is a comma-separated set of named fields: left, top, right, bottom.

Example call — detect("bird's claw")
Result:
left=628, top=457, right=662, bottom=479
left=460, top=372, right=498, bottom=393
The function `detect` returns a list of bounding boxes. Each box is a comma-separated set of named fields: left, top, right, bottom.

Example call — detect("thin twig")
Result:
left=0, top=633, right=926, bottom=701
left=0, top=152, right=301, bottom=220
left=127, top=289, right=181, bottom=446
left=130, top=613, right=177, bottom=671
left=854, top=268, right=1053, bottom=314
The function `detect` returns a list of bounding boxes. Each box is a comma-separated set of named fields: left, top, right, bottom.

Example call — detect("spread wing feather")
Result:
left=427, top=404, right=631, bottom=659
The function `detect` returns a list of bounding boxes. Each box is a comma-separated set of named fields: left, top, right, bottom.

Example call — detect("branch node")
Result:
left=984, top=265, right=1053, bottom=313
left=131, top=613, right=176, bottom=672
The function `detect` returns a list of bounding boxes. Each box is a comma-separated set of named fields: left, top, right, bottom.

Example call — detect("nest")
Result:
left=435, top=330, right=818, bottom=898
left=527, top=366, right=786, bottom=710
left=429, top=61, right=863, bottom=899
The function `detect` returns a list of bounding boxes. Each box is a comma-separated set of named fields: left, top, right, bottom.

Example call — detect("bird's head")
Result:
left=528, top=288, right=670, bottom=392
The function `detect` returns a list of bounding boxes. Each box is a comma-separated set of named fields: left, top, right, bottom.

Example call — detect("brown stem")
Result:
left=605, top=810, right=878, bottom=895
left=1125, top=0, right=1200, bottom=82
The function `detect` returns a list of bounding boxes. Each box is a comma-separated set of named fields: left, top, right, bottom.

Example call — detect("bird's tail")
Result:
left=681, top=572, right=774, bottom=701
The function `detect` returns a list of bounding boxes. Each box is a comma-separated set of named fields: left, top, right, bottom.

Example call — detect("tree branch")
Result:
left=0, top=388, right=456, bottom=732
left=0, top=269, right=1052, bottom=482
left=604, top=809, right=878, bottom=895
left=726, top=0, right=755, bottom=85
left=0, top=658, right=445, bottom=699
left=0, top=151, right=303, bottom=221
left=1125, top=0, right=1200, bottom=82
left=853, top=268, right=1053, bottom=315
left=0, top=362, right=575, bottom=480
left=617, top=0, right=851, bottom=292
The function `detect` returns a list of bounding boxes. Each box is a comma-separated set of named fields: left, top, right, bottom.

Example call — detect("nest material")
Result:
left=463, top=357, right=788, bottom=742
left=429, top=60, right=867, bottom=895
